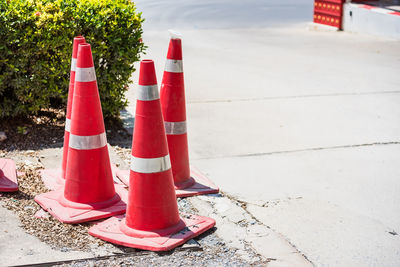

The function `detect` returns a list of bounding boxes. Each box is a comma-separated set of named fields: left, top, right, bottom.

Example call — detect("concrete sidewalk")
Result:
left=126, top=1, right=400, bottom=265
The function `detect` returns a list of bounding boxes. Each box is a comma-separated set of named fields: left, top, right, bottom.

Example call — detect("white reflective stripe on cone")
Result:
left=165, top=121, right=187, bottom=135
left=70, top=58, right=77, bottom=72
left=130, top=155, right=171, bottom=173
left=65, top=118, right=71, bottom=132
left=164, top=59, right=183, bottom=73
left=137, top=85, right=159, bottom=101
left=69, top=132, right=107, bottom=150
left=75, top=67, right=96, bottom=82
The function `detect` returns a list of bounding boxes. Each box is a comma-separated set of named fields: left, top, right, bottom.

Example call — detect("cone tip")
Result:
left=72, top=36, right=86, bottom=59
left=139, top=59, right=157, bottom=85
left=141, top=59, right=154, bottom=64
left=76, top=43, right=93, bottom=68
left=168, top=29, right=182, bottom=39
left=74, top=36, right=85, bottom=41
left=79, top=43, right=91, bottom=49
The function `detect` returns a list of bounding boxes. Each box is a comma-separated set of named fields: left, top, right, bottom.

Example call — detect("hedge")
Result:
left=0, top=0, right=145, bottom=119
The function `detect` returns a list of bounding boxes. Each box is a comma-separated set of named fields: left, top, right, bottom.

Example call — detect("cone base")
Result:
left=39, top=168, right=64, bottom=190
left=114, top=168, right=129, bottom=185
left=175, top=166, right=219, bottom=198
left=120, top=218, right=186, bottom=238
left=173, top=176, right=195, bottom=190
left=0, top=159, right=19, bottom=192
left=88, top=213, right=215, bottom=251
left=115, top=165, right=219, bottom=198
left=40, top=164, right=124, bottom=190
left=34, top=209, right=49, bottom=219
left=110, top=164, right=125, bottom=185
left=34, top=184, right=128, bottom=224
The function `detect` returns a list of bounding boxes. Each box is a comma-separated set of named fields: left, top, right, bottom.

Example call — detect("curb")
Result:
left=342, top=2, right=400, bottom=40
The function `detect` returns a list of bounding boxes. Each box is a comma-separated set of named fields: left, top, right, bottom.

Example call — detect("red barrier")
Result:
left=314, top=0, right=344, bottom=29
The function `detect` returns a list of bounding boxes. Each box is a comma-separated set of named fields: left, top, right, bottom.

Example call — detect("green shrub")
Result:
left=0, top=0, right=145, bottom=119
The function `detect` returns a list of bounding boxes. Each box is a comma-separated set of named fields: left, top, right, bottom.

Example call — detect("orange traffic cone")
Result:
left=161, top=32, right=219, bottom=197
left=89, top=60, right=215, bottom=251
left=40, top=36, right=86, bottom=190
left=115, top=31, right=219, bottom=197
left=0, top=159, right=18, bottom=192
left=35, top=43, right=127, bottom=223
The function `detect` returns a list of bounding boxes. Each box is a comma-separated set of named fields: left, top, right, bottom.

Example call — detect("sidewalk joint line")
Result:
left=188, top=90, right=400, bottom=104
left=194, top=141, right=400, bottom=160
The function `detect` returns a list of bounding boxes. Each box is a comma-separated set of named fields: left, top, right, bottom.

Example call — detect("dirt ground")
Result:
left=0, top=112, right=267, bottom=266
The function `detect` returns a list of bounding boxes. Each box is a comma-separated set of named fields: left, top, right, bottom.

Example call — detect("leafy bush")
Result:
left=0, top=0, right=145, bottom=119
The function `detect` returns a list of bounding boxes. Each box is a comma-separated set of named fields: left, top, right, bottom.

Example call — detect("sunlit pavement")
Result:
left=124, top=1, right=400, bottom=266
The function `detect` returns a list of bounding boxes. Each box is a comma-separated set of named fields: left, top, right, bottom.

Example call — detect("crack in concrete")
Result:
left=189, top=194, right=271, bottom=265
left=221, top=192, right=316, bottom=267
left=194, top=141, right=400, bottom=160
left=188, top=90, right=400, bottom=104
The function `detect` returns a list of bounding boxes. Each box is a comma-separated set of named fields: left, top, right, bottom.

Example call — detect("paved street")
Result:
left=130, top=0, right=400, bottom=266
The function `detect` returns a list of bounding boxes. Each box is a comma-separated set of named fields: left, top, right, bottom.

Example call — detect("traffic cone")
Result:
left=0, top=159, right=18, bottom=192
left=89, top=60, right=215, bottom=251
left=115, top=31, right=219, bottom=197
left=161, top=32, right=219, bottom=197
left=34, top=43, right=127, bottom=224
left=40, top=36, right=86, bottom=190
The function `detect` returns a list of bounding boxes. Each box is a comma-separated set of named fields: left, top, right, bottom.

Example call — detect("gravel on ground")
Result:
left=1, top=111, right=268, bottom=266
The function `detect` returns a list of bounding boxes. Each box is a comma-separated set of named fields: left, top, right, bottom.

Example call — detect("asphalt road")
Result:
left=136, top=0, right=312, bottom=30
left=127, top=1, right=400, bottom=266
